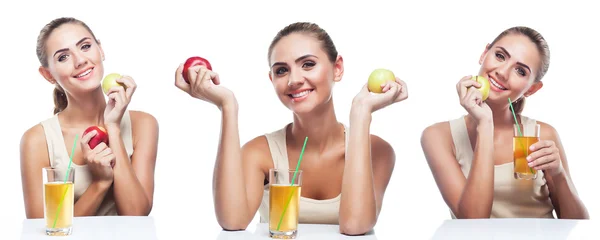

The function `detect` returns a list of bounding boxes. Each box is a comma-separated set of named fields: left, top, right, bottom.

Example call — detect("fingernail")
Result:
left=528, top=162, right=534, bottom=167
left=529, top=146, right=534, bottom=150
left=526, top=156, right=531, bottom=161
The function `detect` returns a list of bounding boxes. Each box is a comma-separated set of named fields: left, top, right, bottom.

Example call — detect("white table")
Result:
left=20, top=217, right=596, bottom=239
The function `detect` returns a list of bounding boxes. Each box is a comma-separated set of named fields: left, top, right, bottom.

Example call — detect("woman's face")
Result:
left=40, top=23, right=105, bottom=96
left=268, top=33, right=343, bottom=114
left=478, top=33, right=543, bottom=105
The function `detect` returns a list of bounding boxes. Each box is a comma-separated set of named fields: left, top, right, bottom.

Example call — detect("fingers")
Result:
left=80, top=130, right=98, bottom=147
left=527, top=142, right=557, bottom=165
left=209, top=71, right=221, bottom=85
left=175, top=63, right=191, bottom=92
left=528, top=154, right=556, bottom=170
left=116, top=75, right=136, bottom=98
left=107, top=86, right=126, bottom=107
left=530, top=140, right=554, bottom=152
left=463, top=86, right=479, bottom=108
left=91, top=142, right=108, bottom=154
left=457, top=75, right=479, bottom=100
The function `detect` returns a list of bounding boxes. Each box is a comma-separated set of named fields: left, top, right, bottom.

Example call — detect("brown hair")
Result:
left=36, top=17, right=99, bottom=114
left=487, top=26, right=550, bottom=114
left=267, top=22, right=338, bottom=65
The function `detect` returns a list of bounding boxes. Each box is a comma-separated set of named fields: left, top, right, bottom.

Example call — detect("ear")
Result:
left=333, top=55, right=344, bottom=82
left=97, top=39, right=105, bottom=61
left=268, top=71, right=273, bottom=82
left=38, top=66, right=56, bottom=84
left=479, top=44, right=491, bottom=65
left=524, top=81, right=543, bottom=97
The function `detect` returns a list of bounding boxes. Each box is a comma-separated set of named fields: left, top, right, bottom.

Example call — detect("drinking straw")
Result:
left=508, top=98, right=535, bottom=174
left=52, top=134, right=78, bottom=228
left=276, top=136, right=308, bottom=231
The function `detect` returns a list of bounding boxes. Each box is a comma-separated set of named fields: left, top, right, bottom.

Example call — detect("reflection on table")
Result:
left=21, top=216, right=158, bottom=240
left=431, top=218, right=595, bottom=240
left=217, top=223, right=378, bottom=240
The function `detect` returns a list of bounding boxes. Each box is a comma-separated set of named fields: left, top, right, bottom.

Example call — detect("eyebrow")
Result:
left=53, top=37, right=91, bottom=57
left=496, top=46, right=532, bottom=73
left=271, top=54, right=318, bottom=68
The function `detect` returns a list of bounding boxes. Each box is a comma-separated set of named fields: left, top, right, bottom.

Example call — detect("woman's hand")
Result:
left=456, top=75, right=492, bottom=124
left=81, top=130, right=115, bottom=186
left=527, top=140, right=564, bottom=177
left=352, top=77, right=408, bottom=115
left=174, top=64, right=236, bottom=109
left=104, top=75, right=136, bottom=128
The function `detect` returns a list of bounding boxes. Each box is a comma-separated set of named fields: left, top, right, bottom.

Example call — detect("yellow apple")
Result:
left=368, top=69, right=395, bottom=93
left=101, top=73, right=126, bottom=94
left=471, top=75, right=490, bottom=101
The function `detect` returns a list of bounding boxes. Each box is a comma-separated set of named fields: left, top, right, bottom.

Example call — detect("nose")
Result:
left=494, top=62, right=511, bottom=83
left=287, top=69, right=305, bottom=87
left=72, top=51, right=88, bottom=69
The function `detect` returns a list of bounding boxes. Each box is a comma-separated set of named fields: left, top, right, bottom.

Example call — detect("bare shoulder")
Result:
left=21, top=124, right=47, bottom=151
left=241, top=135, right=273, bottom=171
left=20, top=123, right=50, bottom=165
left=420, top=121, right=454, bottom=161
left=535, top=120, right=560, bottom=140
left=129, top=110, right=159, bottom=129
left=369, top=134, right=396, bottom=167
left=421, top=121, right=452, bottom=141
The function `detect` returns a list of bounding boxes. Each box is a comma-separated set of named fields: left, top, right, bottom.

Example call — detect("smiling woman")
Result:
left=174, top=22, right=408, bottom=235
left=20, top=17, right=159, bottom=218
left=420, top=26, right=589, bottom=219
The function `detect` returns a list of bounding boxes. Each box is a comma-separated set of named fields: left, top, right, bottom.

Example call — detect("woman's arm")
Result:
left=212, top=102, right=271, bottom=230
left=339, top=109, right=395, bottom=235
left=20, top=125, right=112, bottom=218
left=173, top=64, right=269, bottom=230
left=536, top=123, right=589, bottom=219
left=106, top=111, right=158, bottom=216
left=421, top=120, right=495, bottom=218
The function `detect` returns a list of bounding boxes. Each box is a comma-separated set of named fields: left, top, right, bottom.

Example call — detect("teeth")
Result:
left=291, top=90, right=310, bottom=98
left=489, top=77, right=507, bottom=90
left=76, top=69, right=92, bottom=78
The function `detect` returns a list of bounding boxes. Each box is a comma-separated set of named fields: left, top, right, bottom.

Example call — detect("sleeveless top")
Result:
left=448, top=115, right=554, bottom=218
left=40, top=111, right=135, bottom=216
left=257, top=123, right=348, bottom=224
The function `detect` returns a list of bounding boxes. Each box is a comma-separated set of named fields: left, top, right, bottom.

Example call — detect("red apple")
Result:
left=183, top=56, right=212, bottom=84
left=83, top=126, right=109, bottom=149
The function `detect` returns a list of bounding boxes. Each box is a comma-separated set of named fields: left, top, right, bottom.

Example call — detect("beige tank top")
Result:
left=258, top=124, right=347, bottom=224
left=448, top=115, right=554, bottom=218
left=40, top=111, right=134, bottom=216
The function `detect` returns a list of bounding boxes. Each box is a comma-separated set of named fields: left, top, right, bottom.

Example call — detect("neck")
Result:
left=59, top=88, right=107, bottom=128
left=489, top=100, right=521, bottom=128
left=289, top=100, right=343, bottom=153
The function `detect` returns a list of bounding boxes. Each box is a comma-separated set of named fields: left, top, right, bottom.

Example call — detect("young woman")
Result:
left=174, top=22, right=408, bottom=235
left=20, top=17, right=159, bottom=217
left=421, top=26, right=589, bottom=219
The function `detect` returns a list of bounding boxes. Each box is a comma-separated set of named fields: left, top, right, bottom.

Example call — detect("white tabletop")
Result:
left=20, top=217, right=596, bottom=239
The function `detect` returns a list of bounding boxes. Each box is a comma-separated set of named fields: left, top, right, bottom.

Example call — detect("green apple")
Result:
left=102, top=73, right=126, bottom=94
left=368, top=69, right=395, bottom=93
left=471, top=75, right=490, bottom=101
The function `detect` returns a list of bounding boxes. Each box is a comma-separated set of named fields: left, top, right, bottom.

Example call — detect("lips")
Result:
left=488, top=75, right=508, bottom=91
left=287, top=89, right=313, bottom=102
left=74, top=67, right=94, bottom=80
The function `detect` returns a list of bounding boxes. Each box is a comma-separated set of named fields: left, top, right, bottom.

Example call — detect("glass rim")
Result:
left=269, top=168, right=303, bottom=173
left=513, top=123, right=541, bottom=126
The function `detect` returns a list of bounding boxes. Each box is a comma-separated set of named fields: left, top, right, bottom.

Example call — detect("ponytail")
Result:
left=53, top=85, right=68, bottom=114
left=512, top=97, right=526, bottom=115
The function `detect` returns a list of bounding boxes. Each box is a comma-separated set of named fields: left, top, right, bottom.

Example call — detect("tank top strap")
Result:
left=39, top=114, right=68, bottom=167
left=448, top=116, right=474, bottom=177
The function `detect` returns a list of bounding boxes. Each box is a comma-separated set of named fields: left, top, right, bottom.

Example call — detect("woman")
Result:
left=174, top=22, right=408, bottom=235
left=20, top=17, right=158, bottom=217
left=421, top=26, right=589, bottom=219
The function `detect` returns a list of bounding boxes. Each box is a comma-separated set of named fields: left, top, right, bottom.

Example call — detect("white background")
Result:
left=1, top=0, right=598, bottom=239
